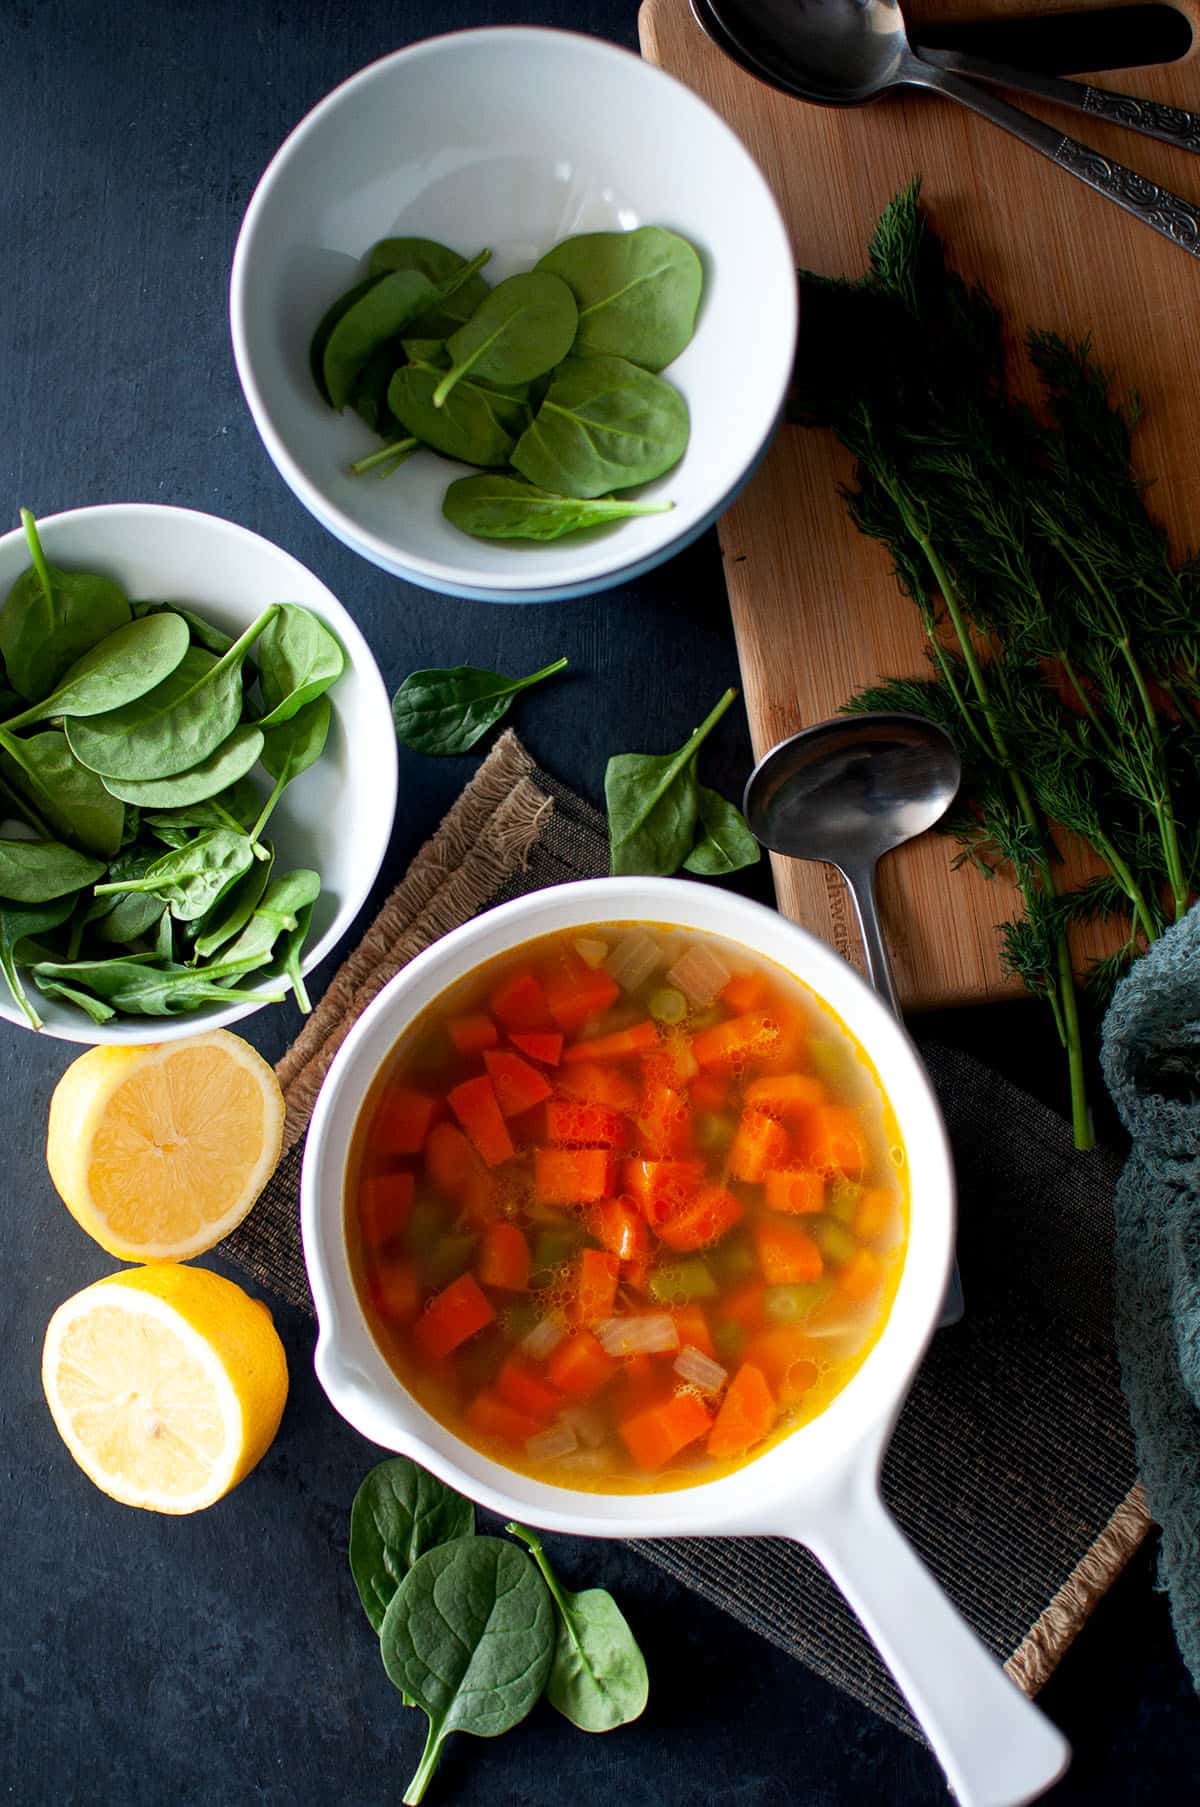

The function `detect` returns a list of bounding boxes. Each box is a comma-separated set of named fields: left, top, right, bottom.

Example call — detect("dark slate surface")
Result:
left=0, top=2, right=1196, bottom=1801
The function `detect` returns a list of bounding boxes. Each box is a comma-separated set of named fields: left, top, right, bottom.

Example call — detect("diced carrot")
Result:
left=424, top=1121, right=479, bottom=1198
left=372, top=1086, right=438, bottom=1155
left=641, top=1030, right=699, bottom=1090
left=462, top=1166, right=499, bottom=1225
left=838, top=1247, right=883, bottom=1301
left=616, top=1354, right=664, bottom=1415
left=623, top=1255, right=652, bottom=1294
left=495, top=1353, right=561, bottom=1420
left=655, top=1183, right=744, bottom=1252
left=359, top=1170, right=415, bottom=1245
left=448, top=1075, right=515, bottom=1168
left=482, top=1050, right=553, bottom=1118
left=465, top=1390, right=543, bottom=1446
left=717, top=1280, right=767, bottom=1334
left=556, top=1061, right=639, bottom=1112
left=477, top=1222, right=530, bottom=1291
left=636, top=1081, right=693, bottom=1160
left=545, top=1097, right=629, bottom=1149
left=448, top=1013, right=499, bottom=1056
left=506, top=1101, right=548, bottom=1148
left=720, top=971, right=767, bottom=1013
left=509, top=1030, right=563, bottom=1066
left=543, top=951, right=620, bottom=1036
left=728, top=1110, right=791, bottom=1183
left=754, top=1218, right=823, bottom=1286
left=593, top=1196, right=650, bottom=1263
left=744, top=1073, right=827, bottom=1116
left=546, top=1327, right=616, bottom=1399
left=854, top=1187, right=899, bottom=1243
left=690, top=1073, right=730, bottom=1113
left=619, top=1389, right=714, bottom=1471
left=764, top=1169, right=825, bottom=1215
left=490, top=968, right=554, bottom=1033
left=673, top=1301, right=716, bottom=1359
left=534, top=1146, right=614, bottom=1206
left=745, top=1327, right=819, bottom=1405
left=412, top=1272, right=495, bottom=1362
left=369, top=1256, right=420, bottom=1323
left=575, top=1247, right=620, bottom=1322
left=624, top=1158, right=704, bottom=1227
left=792, top=1104, right=867, bottom=1176
left=562, top=1021, right=660, bottom=1063
left=691, top=1011, right=781, bottom=1071
left=707, top=1362, right=776, bottom=1459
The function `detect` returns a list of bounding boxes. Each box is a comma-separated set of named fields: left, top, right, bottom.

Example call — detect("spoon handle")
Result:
left=918, top=46, right=1200, bottom=156
left=914, top=60, right=1200, bottom=257
left=838, top=857, right=903, bottom=1020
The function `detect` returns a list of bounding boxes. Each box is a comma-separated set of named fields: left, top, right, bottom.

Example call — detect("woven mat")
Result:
left=223, top=731, right=1149, bottom=1736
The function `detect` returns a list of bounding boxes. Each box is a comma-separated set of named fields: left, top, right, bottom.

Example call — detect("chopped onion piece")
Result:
left=606, top=931, right=665, bottom=993
left=574, top=937, right=609, bottom=968
left=558, top=1402, right=607, bottom=1448
left=673, top=1344, right=728, bottom=1393
left=596, top=1312, right=680, bottom=1356
left=559, top=1448, right=613, bottom=1474
left=519, top=1315, right=566, bottom=1361
left=666, top=942, right=732, bottom=1007
left=526, top=1423, right=578, bottom=1462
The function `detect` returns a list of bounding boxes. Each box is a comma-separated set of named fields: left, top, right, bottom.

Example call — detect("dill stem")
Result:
left=1055, top=928, right=1094, bottom=1149
left=1091, top=830, right=1159, bottom=947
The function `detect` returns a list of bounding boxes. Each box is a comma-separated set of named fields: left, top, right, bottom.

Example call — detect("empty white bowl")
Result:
left=230, top=27, right=798, bottom=602
left=0, top=504, right=397, bottom=1043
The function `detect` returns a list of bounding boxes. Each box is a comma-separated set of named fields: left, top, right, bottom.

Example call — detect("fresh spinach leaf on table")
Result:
left=0, top=839, right=107, bottom=904
left=0, top=612, right=189, bottom=730
left=387, top=362, right=527, bottom=468
left=392, top=657, right=568, bottom=756
left=255, top=607, right=345, bottom=728
left=100, top=723, right=265, bottom=809
left=432, top=272, right=578, bottom=408
left=442, top=474, right=673, bottom=541
left=512, top=354, right=689, bottom=497
left=506, top=1524, right=648, bottom=1733
left=349, top=1456, right=476, bottom=1636
left=535, top=225, right=703, bottom=371
left=0, top=510, right=131, bottom=703
left=0, top=730, right=125, bottom=859
left=380, top=1536, right=554, bottom=1806
left=684, top=783, right=761, bottom=877
left=606, top=688, right=758, bottom=877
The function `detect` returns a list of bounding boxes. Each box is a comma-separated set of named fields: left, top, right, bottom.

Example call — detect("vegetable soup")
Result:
left=347, top=923, right=908, bottom=1494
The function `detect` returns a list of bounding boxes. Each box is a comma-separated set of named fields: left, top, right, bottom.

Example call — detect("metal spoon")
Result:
left=691, top=0, right=1200, bottom=258
left=744, top=712, right=965, bottom=1321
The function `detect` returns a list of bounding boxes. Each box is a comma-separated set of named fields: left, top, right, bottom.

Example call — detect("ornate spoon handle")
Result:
left=920, top=47, right=1200, bottom=154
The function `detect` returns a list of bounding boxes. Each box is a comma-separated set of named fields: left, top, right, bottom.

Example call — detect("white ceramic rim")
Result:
left=301, top=877, right=954, bottom=1538
left=0, top=501, right=398, bottom=1045
left=229, top=26, right=799, bottom=600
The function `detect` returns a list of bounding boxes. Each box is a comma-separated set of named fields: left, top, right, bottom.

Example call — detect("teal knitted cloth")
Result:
left=1102, top=908, right=1200, bottom=1690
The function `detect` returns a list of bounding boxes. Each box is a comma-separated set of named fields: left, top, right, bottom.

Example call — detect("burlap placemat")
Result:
left=223, top=730, right=1149, bottom=1734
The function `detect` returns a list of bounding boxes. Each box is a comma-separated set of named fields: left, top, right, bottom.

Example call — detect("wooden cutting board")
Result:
left=640, top=0, right=1200, bottom=1007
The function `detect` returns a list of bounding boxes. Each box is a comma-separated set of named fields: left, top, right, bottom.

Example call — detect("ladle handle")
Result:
left=805, top=1478, right=1071, bottom=1807
left=911, top=57, right=1200, bottom=257
left=838, top=857, right=903, bottom=1020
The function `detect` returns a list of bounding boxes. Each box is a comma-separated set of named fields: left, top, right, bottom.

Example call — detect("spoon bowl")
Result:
left=692, top=0, right=910, bottom=107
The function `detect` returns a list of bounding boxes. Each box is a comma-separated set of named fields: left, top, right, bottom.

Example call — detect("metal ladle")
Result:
left=691, top=0, right=1200, bottom=257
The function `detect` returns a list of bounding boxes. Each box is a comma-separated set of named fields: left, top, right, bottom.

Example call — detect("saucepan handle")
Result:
left=801, top=1476, right=1070, bottom=1807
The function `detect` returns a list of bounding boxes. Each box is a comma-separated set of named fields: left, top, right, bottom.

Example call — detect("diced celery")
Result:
left=829, top=1177, right=864, bottom=1223
left=649, top=986, right=688, bottom=1025
left=808, top=1039, right=848, bottom=1084
left=713, top=1320, right=746, bottom=1361
left=422, top=1232, right=477, bottom=1290
left=809, top=1216, right=858, bottom=1265
left=530, top=1225, right=581, bottom=1286
left=765, top=1279, right=832, bottom=1323
left=647, top=1258, right=718, bottom=1304
left=710, top=1233, right=757, bottom=1282
left=503, top=1299, right=542, bottom=1344
left=405, top=1198, right=447, bottom=1254
left=696, top=1110, right=736, bottom=1155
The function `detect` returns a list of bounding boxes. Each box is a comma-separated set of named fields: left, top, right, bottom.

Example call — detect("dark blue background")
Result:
left=1, top=3, right=1195, bottom=1801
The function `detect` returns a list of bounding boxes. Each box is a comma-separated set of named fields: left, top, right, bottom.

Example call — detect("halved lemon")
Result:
left=46, top=1030, right=285, bottom=1261
left=42, top=1264, right=289, bottom=1513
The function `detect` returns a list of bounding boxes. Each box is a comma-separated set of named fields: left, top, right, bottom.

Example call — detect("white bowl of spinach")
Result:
left=0, top=504, right=397, bottom=1042
left=230, top=27, right=797, bottom=603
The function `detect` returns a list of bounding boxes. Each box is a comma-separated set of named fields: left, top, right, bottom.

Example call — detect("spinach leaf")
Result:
left=275, top=900, right=314, bottom=1012
left=535, top=226, right=703, bottom=371
left=387, top=363, right=525, bottom=468
left=132, top=600, right=235, bottom=658
left=350, top=438, right=420, bottom=479
left=682, top=783, right=761, bottom=877
left=310, top=275, right=380, bottom=405
left=255, top=606, right=345, bottom=728
left=87, top=848, right=166, bottom=947
left=0, top=895, right=78, bottom=1028
left=33, top=976, right=116, bottom=1025
left=322, top=270, right=440, bottom=411
left=252, top=696, right=331, bottom=841
left=349, top=1456, right=476, bottom=1636
left=0, top=730, right=125, bottom=858
left=65, top=606, right=277, bottom=781
left=433, top=272, right=578, bottom=407
left=98, top=723, right=265, bottom=808
left=380, top=1536, right=554, bottom=1806
left=0, top=612, right=190, bottom=730
left=0, top=839, right=106, bottom=904
left=506, top=1524, right=648, bottom=1733
left=143, top=778, right=261, bottom=838
left=512, top=354, right=689, bottom=498
left=30, top=954, right=289, bottom=1016
left=368, top=238, right=492, bottom=334
left=0, top=509, right=131, bottom=703
left=606, top=688, right=737, bottom=876
left=392, top=657, right=567, bottom=756
left=0, top=768, right=54, bottom=839
left=400, top=337, right=449, bottom=366
left=92, top=827, right=255, bottom=922
left=191, top=843, right=273, bottom=961
left=217, top=868, right=321, bottom=973
left=442, top=474, right=673, bottom=542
